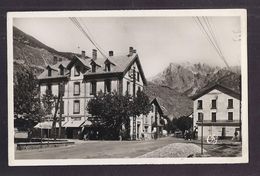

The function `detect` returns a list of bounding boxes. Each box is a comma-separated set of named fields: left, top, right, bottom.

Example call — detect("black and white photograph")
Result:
left=7, top=10, right=248, bottom=165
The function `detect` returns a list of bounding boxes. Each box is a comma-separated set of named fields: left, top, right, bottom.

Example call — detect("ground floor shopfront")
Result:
left=196, top=120, right=241, bottom=140
left=34, top=115, right=166, bottom=140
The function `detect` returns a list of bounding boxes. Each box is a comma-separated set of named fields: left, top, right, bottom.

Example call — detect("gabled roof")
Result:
left=84, top=54, right=147, bottom=85
left=191, top=83, right=241, bottom=100
left=38, top=51, right=147, bottom=85
left=66, top=55, right=91, bottom=70
left=150, top=98, right=164, bottom=116
left=38, top=60, right=70, bottom=80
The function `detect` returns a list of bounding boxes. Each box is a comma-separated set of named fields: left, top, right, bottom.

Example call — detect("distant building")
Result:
left=37, top=47, right=147, bottom=139
left=191, top=84, right=241, bottom=139
left=142, top=98, right=167, bottom=140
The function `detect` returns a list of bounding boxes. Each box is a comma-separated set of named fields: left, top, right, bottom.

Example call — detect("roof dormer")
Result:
left=58, top=65, right=65, bottom=75
left=90, top=60, right=101, bottom=73
left=46, top=65, right=52, bottom=77
left=104, top=58, right=116, bottom=72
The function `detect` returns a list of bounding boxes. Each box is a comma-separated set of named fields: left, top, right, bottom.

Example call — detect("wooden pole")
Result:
left=58, top=82, right=64, bottom=139
left=201, top=115, right=204, bottom=155
left=132, top=66, right=136, bottom=140
left=239, top=101, right=242, bottom=141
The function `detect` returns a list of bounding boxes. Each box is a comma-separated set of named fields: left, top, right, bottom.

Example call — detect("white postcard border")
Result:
left=7, top=9, right=248, bottom=166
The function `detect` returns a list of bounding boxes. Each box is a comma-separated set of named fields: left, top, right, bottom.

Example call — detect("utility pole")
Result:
left=201, top=115, right=204, bottom=155
left=132, top=66, right=136, bottom=140
left=239, top=101, right=242, bottom=141
left=58, top=82, right=64, bottom=139
left=155, top=106, right=158, bottom=140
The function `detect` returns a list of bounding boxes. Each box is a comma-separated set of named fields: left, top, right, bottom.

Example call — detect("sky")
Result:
left=13, top=16, right=241, bottom=78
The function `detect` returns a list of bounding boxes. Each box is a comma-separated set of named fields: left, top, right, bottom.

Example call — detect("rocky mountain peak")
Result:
left=149, top=62, right=240, bottom=96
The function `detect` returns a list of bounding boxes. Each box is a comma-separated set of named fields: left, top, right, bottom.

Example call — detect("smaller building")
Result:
left=140, top=98, right=167, bottom=140
left=191, top=84, right=241, bottom=139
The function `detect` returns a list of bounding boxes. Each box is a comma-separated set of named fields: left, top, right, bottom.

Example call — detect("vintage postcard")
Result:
left=7, top=9, right=248, bottom=165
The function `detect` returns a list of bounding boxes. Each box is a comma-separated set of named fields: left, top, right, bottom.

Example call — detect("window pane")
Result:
left=60, top=67, right=64, bottom=75
left=74, top=66, right=80, bottom=76
left=197, top=100, right=203, bottom=109
left=48, top=69, right=52, bottom=76
left=228, top=99, right=233, bottom=108
left=212, top=113, right=216, bottom=122
left=198, top=113, right=203, bottom=121
left=74, top=83, right=80, bottom=95
left=212, top=100, right=217, bottom=109
left=90, top=81, right=96, bottom=95
left=74, top=101, right=80, bottom=114
left=228, top=112, right=233, bottom=121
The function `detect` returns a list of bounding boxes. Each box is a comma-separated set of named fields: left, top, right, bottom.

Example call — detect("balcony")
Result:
left=196, top=120, right=240, bottom=126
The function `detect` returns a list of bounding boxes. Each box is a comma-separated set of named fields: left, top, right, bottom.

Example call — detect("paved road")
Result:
left=15, top=136, right=185, bottom=159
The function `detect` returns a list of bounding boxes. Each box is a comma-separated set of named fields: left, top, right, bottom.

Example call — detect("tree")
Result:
left=165, top=118, right=178, bottom=134
left=132, top=90, right=151, bottom=116
left=41, top=88, right=60, bottom=140
left=87, top=91, right=132, bottom=140
left=14, top=68, right=43, bottom=122
left=41, top=89, right=56, bottom=115
left=176, top=116, right=193, bottom=134
left=87, top=90, right=151, bottom=140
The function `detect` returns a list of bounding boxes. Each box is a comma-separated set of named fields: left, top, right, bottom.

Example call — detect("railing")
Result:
left=196, top=120, right=240, bottom=125
left=197, top=120, right=239, bottom=123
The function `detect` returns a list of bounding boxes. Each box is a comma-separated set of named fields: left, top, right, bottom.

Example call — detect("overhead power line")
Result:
left=193, top=16, right=230, bottom=69
left=78, top=18, right=108, bottom=56
left=69, top=17, right=109, bottom=59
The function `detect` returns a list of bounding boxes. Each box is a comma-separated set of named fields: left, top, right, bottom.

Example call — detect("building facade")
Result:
left=141, top=98, right=166, bottom=140
left=192, top=84, right=241, bottom=139
left=38, top=47, right=147, bottom=139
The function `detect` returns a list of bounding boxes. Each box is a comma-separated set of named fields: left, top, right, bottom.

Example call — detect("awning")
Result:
left=63, top=120, right=85, bottom=128
left=34, top=121, right=67, bottom=129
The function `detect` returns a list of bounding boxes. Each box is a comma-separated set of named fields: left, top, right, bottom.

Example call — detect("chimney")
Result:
left=81, top=50, right=86, bottom=59
left=129, top=47, right=134, bottom=56
left=92, top=49, right=97, bottom=60
left=109, top=50, right=114, bottom=57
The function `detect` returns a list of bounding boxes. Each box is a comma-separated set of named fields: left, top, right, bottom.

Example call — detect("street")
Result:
left=15, top=136, right=242, bottom=159
left=16, top=136, right=183, bottom=159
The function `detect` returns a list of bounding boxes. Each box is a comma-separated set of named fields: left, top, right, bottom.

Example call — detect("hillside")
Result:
left=13, top=26, right=78, bottom=77
left=144, top=83, right=193, bottom=119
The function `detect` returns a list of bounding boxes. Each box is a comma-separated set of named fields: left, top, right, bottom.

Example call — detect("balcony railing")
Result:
left=196, top=120, right=240, bottom=126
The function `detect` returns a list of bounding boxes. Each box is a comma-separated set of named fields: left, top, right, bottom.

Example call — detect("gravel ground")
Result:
left=138, top=143, right=206, bottom=158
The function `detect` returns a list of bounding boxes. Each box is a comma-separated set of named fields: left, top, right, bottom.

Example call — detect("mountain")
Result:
left=149, top=62, right=241, bottom=96
left=13, top=26, right=78, bottom=77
